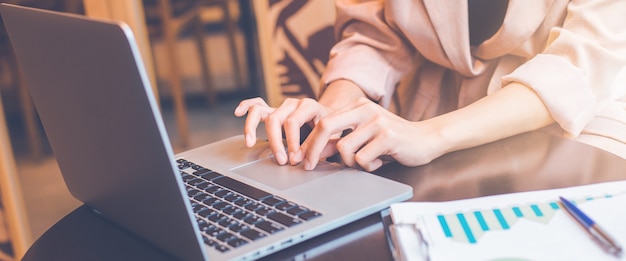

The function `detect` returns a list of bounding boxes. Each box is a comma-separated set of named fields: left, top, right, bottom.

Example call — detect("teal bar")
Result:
left=512, top=207, right=523, bottom=217
left=457, top=213, right=476, bottom=244
left=493, top=209, right=509, bottom=229
left=474, top=211, right=489, bottom=231
left=437, top=215, right=452, bottom=237
left=531, top=204, right=543, bottom=217
left=549, top=202, right=560, bottom=210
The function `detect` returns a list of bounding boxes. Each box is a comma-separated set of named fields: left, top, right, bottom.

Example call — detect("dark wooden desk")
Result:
left=22, top=131, right=626, bottom=260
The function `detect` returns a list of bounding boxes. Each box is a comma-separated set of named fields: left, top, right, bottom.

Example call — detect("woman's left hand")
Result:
left=301, top=97, right=443, bottom=171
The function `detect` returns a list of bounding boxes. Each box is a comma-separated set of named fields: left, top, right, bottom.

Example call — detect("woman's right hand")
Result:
left=234, top=97, right=332, bottom=166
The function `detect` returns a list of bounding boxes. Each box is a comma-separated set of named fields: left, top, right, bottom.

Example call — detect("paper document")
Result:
left=389, top=180, right=626, bottom=261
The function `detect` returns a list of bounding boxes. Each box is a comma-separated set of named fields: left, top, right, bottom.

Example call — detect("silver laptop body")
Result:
left=1, top=4, right=412, bottom=260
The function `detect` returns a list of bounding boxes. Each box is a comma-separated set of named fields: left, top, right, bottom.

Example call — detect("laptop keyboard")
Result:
left=176, top=159, right=322, bottom=253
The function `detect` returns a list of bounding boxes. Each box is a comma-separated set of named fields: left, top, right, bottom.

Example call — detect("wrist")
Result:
left=418, top=118, right=457, bottom=160
left=318, top=79, right=368, bottom=111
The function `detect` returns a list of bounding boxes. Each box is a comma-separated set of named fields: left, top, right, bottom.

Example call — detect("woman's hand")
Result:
left=234, top=97, right=331, bottom=166
left=301, top=97, right=444, bottom=171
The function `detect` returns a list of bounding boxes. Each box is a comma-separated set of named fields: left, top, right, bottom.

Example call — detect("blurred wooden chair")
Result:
left=252, top=0, right=336, bottom=106
left=143, top=0, right=245, bottom=147
left=0, top=94, right=30, bottom=260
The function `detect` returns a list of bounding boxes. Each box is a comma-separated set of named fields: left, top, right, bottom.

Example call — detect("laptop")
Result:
left=0, top=4, right=412, bottom=260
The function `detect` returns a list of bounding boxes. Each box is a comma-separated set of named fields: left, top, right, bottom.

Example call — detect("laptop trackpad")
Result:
left=231, top=157, right=343, bottom=190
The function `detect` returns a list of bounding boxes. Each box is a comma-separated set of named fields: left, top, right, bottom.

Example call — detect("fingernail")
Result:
left=304, top=160, right=313, bottom=170
left=290, top=150, right=302, bottom=165
left=288, top=151, right=296, bottom=165
left=368, top=159, right=383, bottom=171
left=276, top=151, right=287, bottom=165
left=245, top=133, right=254, bottom=147
left=294, top=150, right=303, bottom=162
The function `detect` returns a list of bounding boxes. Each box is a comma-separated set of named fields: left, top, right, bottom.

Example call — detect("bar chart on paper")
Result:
left=436, top=194, right=619, bottom=245
left=389, top=181, right=626, bottom=261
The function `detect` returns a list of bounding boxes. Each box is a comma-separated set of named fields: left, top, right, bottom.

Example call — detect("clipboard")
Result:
left=382, top=208, right=430, bottom=261
left=382, top=181, right=626, bottom=261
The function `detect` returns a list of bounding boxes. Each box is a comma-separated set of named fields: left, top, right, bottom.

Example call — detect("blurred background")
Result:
left=0, top=0, right=336, bottom=259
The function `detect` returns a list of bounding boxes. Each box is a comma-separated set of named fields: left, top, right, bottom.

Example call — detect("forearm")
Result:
left=430, top=82, right=555, bottom=155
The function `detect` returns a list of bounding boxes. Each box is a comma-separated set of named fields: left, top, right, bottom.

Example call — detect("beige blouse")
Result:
left=320, top=0, right=626, bottom=148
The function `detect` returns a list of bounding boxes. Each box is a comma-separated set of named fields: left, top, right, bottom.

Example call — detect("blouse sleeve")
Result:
left=502, top=0, right=626, bottom=137
left=320, top=0, right=417, bottom=106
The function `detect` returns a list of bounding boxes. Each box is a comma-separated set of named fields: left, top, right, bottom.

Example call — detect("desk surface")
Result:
left=22, top=131, right=626, bottom=260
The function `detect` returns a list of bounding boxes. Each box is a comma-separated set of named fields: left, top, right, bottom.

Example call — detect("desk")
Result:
left=22, top=131, right=626, bottom=260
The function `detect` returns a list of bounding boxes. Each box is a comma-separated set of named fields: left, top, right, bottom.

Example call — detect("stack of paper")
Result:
left=388, top=180, right=626, bottom=261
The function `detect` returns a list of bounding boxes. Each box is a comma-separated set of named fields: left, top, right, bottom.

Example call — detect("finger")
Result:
left=301, top=98, right=375, bottom=170
left=302, top=114, right=361, bottom=170
left=272, top=99, right=303, bottom=164
left=234, top=97, right=268, bottom=117
left=284, top=98, right=323, bottom=165
left=243, top=104, right=274, bottom=147
left=354, top=135, right=388, bottom=171
left=335, top=126, right=374, bottom=168
left=264, top=100, right=300, bottom=165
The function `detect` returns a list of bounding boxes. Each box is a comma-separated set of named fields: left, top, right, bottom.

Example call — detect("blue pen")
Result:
left=559, top=196, right=623, bottom=257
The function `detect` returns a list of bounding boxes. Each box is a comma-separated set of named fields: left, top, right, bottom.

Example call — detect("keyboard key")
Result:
left=178, top=160, right=192, bottom=170
left=196, top=169, right=221, bottom=181
left=243, top=215, right=262, bottom=225
left=276, top=201, right=296, bottom=211
left=202, top=197, right=220, bottom=206
left=267, top=212, right=301, bottom=227
left=255, top=221, right=284, bottom=234
left=255, top=206, right=271, bottom=216
left=213, top=201, right=229, bottom=210
left=224, top=194, right=242, bottom=203
left=215, top=189, right=232, bottom=198
left=233, top=211, right=251, bottom=221
left=219, top=218, right=239, bottom=228
left=214, top=244, right=230, bottom=252
left=196, top=182, right=212, bottom=190
left=198, top=208, right=217, bottom=219
left=181, top=159, right=323, bottom=252
left=204, top=185, right=221, bottom=194
left=197, top=221, right=211, bottom=232
left=262, top=196, right=285, bottom=206
left=229, top=223, right=249, bottom=233
left=245, top=203, right=262, bottom=211
left=208, top=213, right=226, bottom=222
left=234, top=198, right=253, bottom=207
left=227, top=238, right=248, bottom=248
left=182, top=174, right=194, bottom=182
left=193, top=193, right=210, bottom=202
left=205, top=226, right=224, bottom=237
left=202, top=236, right=219, bottom=247
left=213, top=176, right=271, bottom=200
left=241, top=228, right=266, bottom=241
left=222, top=205, right=240, bottom=215
left=187, top=188, right=202, bottom=197
left=217, top=232, right=237, bottom=243
left=188, top=178, right=205, bottom=186
left=287, top=206, right=308, bottom=216
left=299, top=210, right=322, bottom=221
left=193, top=205, right=208, bottom=213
